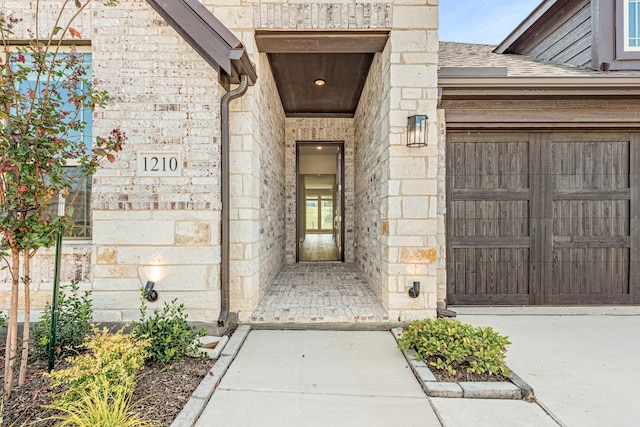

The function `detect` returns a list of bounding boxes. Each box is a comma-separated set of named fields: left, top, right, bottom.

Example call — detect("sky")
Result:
left=439, top=0, right=543, bottom=45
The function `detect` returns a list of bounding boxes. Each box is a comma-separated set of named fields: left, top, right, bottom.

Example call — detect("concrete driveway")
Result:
left=458, top=314, right=640, bottom=427
left=192, top=314, right=639, bottom=427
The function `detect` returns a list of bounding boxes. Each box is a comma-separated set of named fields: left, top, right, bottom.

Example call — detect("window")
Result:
left=18, top=50, right=94, bottom=239
left=305, top=194, right=334, bottom=232
left=625, top=0, right=640, bottom=51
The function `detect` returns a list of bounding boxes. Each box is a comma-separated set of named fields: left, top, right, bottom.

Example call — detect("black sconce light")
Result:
left=407, top=115, right=428, bottom=147
left=409, top=281, right=420, bottom=298
left=144, top=281, right=158, bottom=302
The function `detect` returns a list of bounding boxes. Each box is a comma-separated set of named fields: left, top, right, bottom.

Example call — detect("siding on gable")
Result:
left=505, top=0, right=593, bottom=69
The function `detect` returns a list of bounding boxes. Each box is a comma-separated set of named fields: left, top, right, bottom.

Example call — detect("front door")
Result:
left=296, top=142, right=345, bottom=262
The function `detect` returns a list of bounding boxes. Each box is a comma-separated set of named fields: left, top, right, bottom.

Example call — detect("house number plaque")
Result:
left=137, top=152, right=182, bottom=176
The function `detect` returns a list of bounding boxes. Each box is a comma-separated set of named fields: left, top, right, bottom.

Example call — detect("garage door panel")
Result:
left=450, top=200, right=529, bottom=237
left=552, top=140, right=630, bottom=190
left=553, top=247, right=630, bottom=297
left=451, top=248, right=530, bottom=297
left=449, top=139, right=530, bottom=190
left=447, top=131, right=639, bottom=305
left=553, top=200, right=630, bottom=237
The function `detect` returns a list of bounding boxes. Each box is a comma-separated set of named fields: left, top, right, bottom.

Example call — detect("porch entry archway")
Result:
left=296, top=142, right=345, bottom=262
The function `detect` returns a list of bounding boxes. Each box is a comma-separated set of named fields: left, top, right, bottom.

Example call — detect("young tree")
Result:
left=0, top=0, right=123, bottom=398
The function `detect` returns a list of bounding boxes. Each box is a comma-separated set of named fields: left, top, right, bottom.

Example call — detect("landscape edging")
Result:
left=391, top=327, right=535, bottom=401
left=170, top=324, right=252, bottom=427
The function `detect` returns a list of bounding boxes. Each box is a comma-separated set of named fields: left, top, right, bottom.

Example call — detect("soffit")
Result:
left=256, top=31, right=389, bottom=118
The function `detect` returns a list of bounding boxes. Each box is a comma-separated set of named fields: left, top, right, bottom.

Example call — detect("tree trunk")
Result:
left=18, top=251, right=31, bottom=387
left=3, top=248, right=20, bottom=399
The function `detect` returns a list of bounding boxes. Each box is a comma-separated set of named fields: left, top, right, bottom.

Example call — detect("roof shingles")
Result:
left=439, top=42, right=613, bottom=77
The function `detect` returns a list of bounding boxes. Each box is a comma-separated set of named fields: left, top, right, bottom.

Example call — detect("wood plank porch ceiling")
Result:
left=255, top=31, right=389, bottom=118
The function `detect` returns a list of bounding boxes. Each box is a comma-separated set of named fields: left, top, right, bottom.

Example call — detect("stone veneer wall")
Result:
left=284, top=118, right=356, bottom=264
left=384, top=0, right=441, bottom=320
left=90, top=0, right=223, bottom=322
left=354, top=0, right=442, bottom=320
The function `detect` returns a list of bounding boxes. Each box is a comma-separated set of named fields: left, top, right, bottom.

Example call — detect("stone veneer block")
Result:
left=92, top=221, right=175, bottom=245
left=459, top=381, right=522, bottom=400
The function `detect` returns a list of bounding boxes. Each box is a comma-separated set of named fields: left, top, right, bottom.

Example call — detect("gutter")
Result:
left=218, top=74, right=249, bottom=328
left=144, top=0, right=257, bottom=329
left=438, top=76, right=640, bottom=103
left=439, top=76, right=640, bottom=89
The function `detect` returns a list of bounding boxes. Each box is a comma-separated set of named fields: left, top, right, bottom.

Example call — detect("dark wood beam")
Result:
left=255, top=30, right=389, bottom=53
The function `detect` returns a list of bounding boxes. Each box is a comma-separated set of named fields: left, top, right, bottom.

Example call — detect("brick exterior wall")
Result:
left=354, top=51, right=387, bottom=306
left=284, top=118, right=356, bottom=264
left=256, top=53, right=286, bottom=308
left=89, top=0, right=223, bottom=322
left=1, top=0, right=443, bottom=323
left=253, top=2, right=392, bottom=29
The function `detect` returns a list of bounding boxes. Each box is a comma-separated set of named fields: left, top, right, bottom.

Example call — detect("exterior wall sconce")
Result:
left=409, top=281, right=420, bottom=298
left=144, top=281, right=159, bottom=302
left=407, top=115, right=428, bottom=147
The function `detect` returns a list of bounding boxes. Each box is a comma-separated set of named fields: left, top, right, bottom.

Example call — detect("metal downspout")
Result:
left=218, top=74, right=249, bottom=328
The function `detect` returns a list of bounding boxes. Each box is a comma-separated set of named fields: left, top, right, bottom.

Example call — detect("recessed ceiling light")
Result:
left=314, top=79, right=326, bottom=86
left=316, top=146, right=323, bottom=150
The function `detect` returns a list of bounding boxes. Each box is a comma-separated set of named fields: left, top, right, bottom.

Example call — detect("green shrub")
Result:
left=48, top=327, right=149, bottom=404
left=134, top=296, right=205, bottom=366
left=0, top=311, right=6, bottom=329
left=31, top=280, right=93, bottom=360
left=398, top=318, right=511, bottom=377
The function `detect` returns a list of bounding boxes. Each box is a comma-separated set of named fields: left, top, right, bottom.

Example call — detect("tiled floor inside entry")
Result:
left=250, top=263, right=389, bottom=324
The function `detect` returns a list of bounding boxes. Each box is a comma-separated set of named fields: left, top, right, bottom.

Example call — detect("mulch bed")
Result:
left=0, top=340, right=213, bottom=426
left=422, top=356, right=510, bottom=383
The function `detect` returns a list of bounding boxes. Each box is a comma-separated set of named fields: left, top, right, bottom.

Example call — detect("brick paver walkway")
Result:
left=250, top=263, right=389, bottom=323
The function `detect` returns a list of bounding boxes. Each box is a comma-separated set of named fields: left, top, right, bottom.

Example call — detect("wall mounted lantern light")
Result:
left=407, top=115, right=427, bottom=147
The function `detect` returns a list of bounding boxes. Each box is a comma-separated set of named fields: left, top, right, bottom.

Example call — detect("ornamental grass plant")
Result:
left=46, top=326, right=150, bottom=425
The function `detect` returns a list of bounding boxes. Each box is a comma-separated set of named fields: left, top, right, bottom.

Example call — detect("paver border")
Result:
left=170, top=324, right=252, bottom=427
left=391, top=327, right=535, bottom=401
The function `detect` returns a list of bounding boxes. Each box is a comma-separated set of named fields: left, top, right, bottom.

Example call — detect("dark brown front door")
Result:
left=446, top=131, right=640, bottom=305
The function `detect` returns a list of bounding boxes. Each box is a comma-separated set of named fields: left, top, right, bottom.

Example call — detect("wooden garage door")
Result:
left=447, top=132, right=640, bottom=305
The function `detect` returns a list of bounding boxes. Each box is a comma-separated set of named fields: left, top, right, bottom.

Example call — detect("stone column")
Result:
left=382, top=0, right=440, bottom=321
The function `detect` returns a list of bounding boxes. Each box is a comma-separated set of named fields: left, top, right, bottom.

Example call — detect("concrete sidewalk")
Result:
left=194, top=329, right=558, bottom=427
